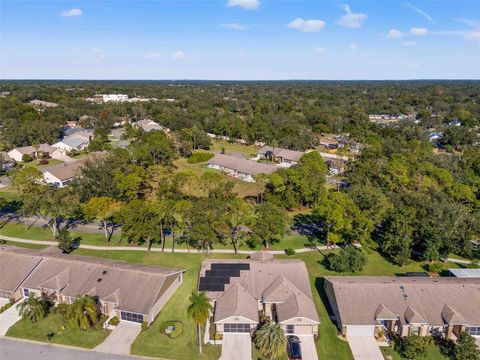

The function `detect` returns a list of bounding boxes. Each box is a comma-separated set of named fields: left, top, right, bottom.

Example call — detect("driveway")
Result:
left=220, top=333, right=252, bottom=360
left=94, top=322, right=142, bottom=355
left=297, top=335, right=318, bottom=360
left=0, top=301, right=22, bottom=336
left=347, top=337, right=384, bottom=360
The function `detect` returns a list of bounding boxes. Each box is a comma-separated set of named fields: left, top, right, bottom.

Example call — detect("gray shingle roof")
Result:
left=208, top=154, right=278, bottom=175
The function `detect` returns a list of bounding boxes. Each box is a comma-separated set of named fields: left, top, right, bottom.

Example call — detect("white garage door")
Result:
left=346, top=325, right=375, bottom=337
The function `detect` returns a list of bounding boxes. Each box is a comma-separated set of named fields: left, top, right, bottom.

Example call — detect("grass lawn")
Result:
left=210, top=139, right=259, bottom=157
left=22, top=159, right=64, bottom=169
left=6, top=313, right=111, bottom=349
left=380, top=344, right=448, bottom=360
left=0, top=187, right=20, bottom=202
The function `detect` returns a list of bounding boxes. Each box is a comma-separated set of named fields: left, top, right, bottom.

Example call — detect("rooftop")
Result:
left=208, top=153, right=278, bottom=175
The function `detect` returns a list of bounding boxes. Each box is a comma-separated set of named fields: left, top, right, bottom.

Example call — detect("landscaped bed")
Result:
left=159, top=320, right=183, bottom=339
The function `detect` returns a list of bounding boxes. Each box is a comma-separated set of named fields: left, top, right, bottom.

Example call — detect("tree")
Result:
left=187, top=291, right=212, bottom=355
left=82, top=197, right=122, bottom=240
left=251, top=202, right=288, bottom=249
left=11, top=167, right=43, bottom=195
left=57, top=228, right=80, bottom=253
left=130, top=131, right=176, bottom=167
left=120, top=200, right=160, bottom=250
left=67, top=296, right=99, bottom=330
left=398, top=335, right=429, bottom=360
left=453, top=332, right=480, bottom=360
left=323, top=246, right=367, bottom=272
left=378, top=210, right=414, bottom=266
left=254, top=321, right=287, bottom=359
left=17, top=294, right=48, bottom=323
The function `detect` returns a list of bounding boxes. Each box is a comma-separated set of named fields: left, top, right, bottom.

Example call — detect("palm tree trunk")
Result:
left=198, top=323, right=203, bottom=354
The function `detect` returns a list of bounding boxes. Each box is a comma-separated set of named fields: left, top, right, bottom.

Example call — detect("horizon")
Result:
left=1, top=0, right=480, bottom=80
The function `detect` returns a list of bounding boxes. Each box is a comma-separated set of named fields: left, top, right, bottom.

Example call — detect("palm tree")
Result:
left=254, top=321, right=287, bottom=359
left=187, top=291, right=213, bottom=354
left=17, top=294, right=48, bottom=323
left=67, top=296, right=99, bottom=330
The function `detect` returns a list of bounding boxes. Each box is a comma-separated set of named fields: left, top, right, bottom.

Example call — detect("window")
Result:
left=0, top=290, right=10, bottom=299
left=466, top=327, right=480, bottom=336
left=223, top=323, right=251, bottom=333
left=286, top=325, right=295, bottom=334
left=410, top=326, right=420, bottom=335
left=120, top=311, right=144, bottom=323
left=23, top=288, right=30, bottom=297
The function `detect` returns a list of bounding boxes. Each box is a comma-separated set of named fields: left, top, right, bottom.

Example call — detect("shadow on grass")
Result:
left=314, top=277, right=336, bottom=325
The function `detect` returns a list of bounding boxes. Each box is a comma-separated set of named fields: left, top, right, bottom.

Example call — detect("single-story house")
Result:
left=52, top=132, right=93, bottom=154
left=256, top=146, right=304, bottom=167
left=29, top=99, right=58, bottom=108
left=134, top=119, right=169, bottom=133
left=324, top=276, right=480, bottom=339
left=1, top=152, right=16, bottom=171
left=102, top=94, right=128, bottom=103
left=43, top=160, right=86, bottom=187
left=7, top=143, right=56, bottom=162
left=207, top=153, right=278, bottom=182
left=200, top=251, right=320, bottom=336
left=448, top=268, right=480, bottom=278
left=0, top=245, right=184, bottom=324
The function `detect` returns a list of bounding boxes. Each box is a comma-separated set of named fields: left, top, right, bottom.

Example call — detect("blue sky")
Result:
left=1, top=0, right=479, bottom=79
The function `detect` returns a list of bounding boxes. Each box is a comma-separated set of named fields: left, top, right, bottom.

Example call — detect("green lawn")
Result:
left=381, top=344, right=448, bottom=360
left=22, top=159, right=64, bottom=169
left=210, top=139, right=259, bottom=157
left=6, top=313, right=111, bottom=349
left=0, top=187, right=20, bottom=202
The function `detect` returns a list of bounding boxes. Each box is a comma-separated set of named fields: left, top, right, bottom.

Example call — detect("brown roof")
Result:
left=1, top=246, right=184, bottom=315
left=208, top=154, right=278, bottom=175
left=201, top=253, right=319, bottom=323
left=0, top=248, right=42, bottom=292
left=325, top=276, right=480, bottom=326
left=257, top=146, right=304, bottom=162
left=11, top=143, right=55, bottom=155
left=215, top=283, right=259, bottom=323
left=43, top=161, right=86, bottom=181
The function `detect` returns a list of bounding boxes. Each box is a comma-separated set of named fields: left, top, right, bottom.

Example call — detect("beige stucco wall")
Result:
left=147, top=273, right=183, bottom=324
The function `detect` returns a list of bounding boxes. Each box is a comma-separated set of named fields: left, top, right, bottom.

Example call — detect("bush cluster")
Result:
left=187, top=151, right=214, bottom=164
left=323, top=247, right=367, bottom=273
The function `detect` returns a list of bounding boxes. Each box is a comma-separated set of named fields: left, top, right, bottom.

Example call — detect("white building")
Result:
left=7, top=144, right=55, bottom=162
left=43, top=161, right=85, bottom=187
left=52, top=132, right=93, bottom=154
left=102, top=94, right=128, bottom=103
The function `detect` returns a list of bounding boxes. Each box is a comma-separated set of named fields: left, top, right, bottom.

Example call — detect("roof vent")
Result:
left=97, top=278, right=102, bottom=282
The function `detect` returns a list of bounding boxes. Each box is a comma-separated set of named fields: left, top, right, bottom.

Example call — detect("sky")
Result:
left=1, top=0, right=479, bottom=80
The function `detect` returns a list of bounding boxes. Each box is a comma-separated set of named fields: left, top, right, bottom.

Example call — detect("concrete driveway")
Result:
left=296, top=335, right=318, bottom=360
left=220, top=333, right=252, bottom=360
left=94, top=322, right=141, bottom=355
left=347, top=336, right=384, bottom=360
left=0, top=301, right=22, bottom=336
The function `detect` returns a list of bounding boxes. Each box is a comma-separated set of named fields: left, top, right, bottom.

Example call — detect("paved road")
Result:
left=0, top=337, right=143, bottom=360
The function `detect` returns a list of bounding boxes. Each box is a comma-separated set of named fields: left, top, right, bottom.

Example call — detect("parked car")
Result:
left=287, top=335, right=302, bottom=360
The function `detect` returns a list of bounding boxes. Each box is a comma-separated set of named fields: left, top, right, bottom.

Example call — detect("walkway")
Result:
left=0, top=234, right=340, bottom=254
left=219, top=333, right=252, bottom=360
left=347, top=337, right=384, bottom=360
left=0, top=337, right=144, bottom=360
left=0, top=301, right=22, bottom=336
left=95, top=322, right=142, bottom=355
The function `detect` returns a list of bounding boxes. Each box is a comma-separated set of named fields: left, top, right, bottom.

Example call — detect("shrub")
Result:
left=187, top=151, right=214, bottom=164
left=141, top=321, right=149, bottom=331
left=324, top=246, right=367, bottom=273
left=159, top=321, right=184, bottom=339
left=395, top=335, right=431, bottom=360
left=0, top=303, right=12, bottom=314
left=37, top=159, right=49, bottom=165
left=22, top=154, right=33, bottom=163
left=426, top=261, right=444, bottom=274
left=108, top=316, right=120, bottom=326
left=56, top=229, right=81, bottom=254
left=284, top=248, right=296, bottom=256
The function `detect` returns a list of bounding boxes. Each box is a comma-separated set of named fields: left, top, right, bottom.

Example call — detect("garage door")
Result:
left=223, top=323, right=251, bottom=333
left=346, top=325, right=375, bottom=337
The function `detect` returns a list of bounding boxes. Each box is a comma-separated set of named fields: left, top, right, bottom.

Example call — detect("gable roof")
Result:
left=43, top=161, right=86, bottom=182
left=9, top=143, right=55, bottom=155
left=404, top=305, right=427, bottom=324
left=214, top=283, right=259, bottom=323
left=442, top=304, right=467, bottom=325
left=208, top=153, right=278, bottom=175
left=0, top=249, right=42, bottom=292
left=374, top=304, right=397, bottom=321
left=257, top=146, right=304, bottom=162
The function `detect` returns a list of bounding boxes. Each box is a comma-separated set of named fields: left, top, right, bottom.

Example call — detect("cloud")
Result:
left=434, top=30, right=480, bottom=41
left=465, top=32, right=480, bottom=40
left=172, top=51, right=186, bottom=59
left=313, top=46, right=327, bottom=54
left=226, top=0, right=260, bottom=10
left=403, top=41, right=417, bottom=47
left=361, top=52, right=373, bottom=59
left=144, top=52, right=161, bottom=59
left=338, top=4, right=366, bottom=28
left=406, top=3, right=434, bottom=23
left=287, top=18, right=326, bottom=33
left=410, top=27, right=429, bottom=36
left=61, top=8, right=82, bottom=17
left=349, top=42, right=358, bottom=49
left=387, top=29, right=403, bottom=38
left=220, top=23, right=246, bottom=30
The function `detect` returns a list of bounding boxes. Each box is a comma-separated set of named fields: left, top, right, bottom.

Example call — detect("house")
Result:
left=0, top=245, right=184, bottom=324
left=207, top=153, right=278, bottom=182
left=42, top=160, right=86, bottom=187
left=319, top=137, right=340, bottom=150
left=52, top=131, right=93, bottom=154
left=102, top=94, right=128, bottom=103
left=429, top=132, right=443, bottom=142
left=7, top=143, right=55, bottom=162
left=256, top=146, right=304, bottom=167
left=324, top=276, right=480, bottom=339
left=29, top=99, right=58, bottom=108
left=448, top=268, right=480, bottom=278
left=200, top=252, right=320, bottom=337
left=134, top=119, right=169, bottom=133
left=1, top=152, right=16, bottom=171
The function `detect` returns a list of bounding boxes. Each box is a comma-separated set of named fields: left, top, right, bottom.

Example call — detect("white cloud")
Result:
left=287, top=18, right=326, bottom=33
left=226, top=0, right=260, bottom=10
left=387, top=29, right=403, bottom=38
left=172, top=51, right=186, bottom=59
left=361, top=52, right=373, bottom=59
left=410, top=27, right=429, bottom=36
left=406, top=3, right=434, bottom=23
left=61, top=8, right=82, bottom=17
left=144, top=52, right=161, bottom=59
left=465, top=31, right=480, bottom=40
left=338, top=4, right=366, bottom=28
left=403, top=41, right=417, bottom=47
left=313, top=46, right=327, bottom=54
left=220, top=23, right=246, bottom=30
left=349, top=42, right=358, bottom=49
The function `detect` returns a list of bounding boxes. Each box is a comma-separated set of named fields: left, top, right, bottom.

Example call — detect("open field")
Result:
left=210, top=139, right=259, bottom=157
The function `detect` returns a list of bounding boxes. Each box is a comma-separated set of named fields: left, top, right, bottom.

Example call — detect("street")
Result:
left=0, top=338, right=141, bottom=360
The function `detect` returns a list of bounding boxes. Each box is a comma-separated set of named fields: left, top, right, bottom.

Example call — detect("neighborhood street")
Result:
left=0, top=338, right=143, bottom=360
